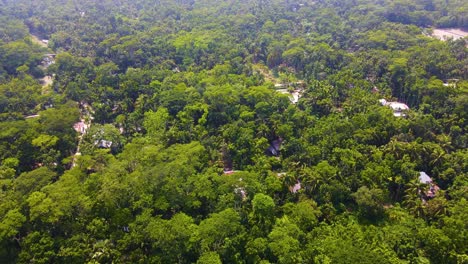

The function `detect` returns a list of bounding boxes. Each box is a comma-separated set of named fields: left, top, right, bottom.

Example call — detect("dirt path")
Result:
left=30, top=34, right=56, bottom=89
left=71, top=103, right=94, bottom=168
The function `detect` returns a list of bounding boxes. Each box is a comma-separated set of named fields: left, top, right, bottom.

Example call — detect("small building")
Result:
left=289, top=181, right=301, bottom=193
left=379, top=99, right=410, bottom=117
left=234, top=187, right=247, bottom=201
left=224, top=169, right=236, bottom=175
left=73, top=121, right=89, bottom=134
left=95, top=140, right=113, bottom=149
left=266, top=138, right=283, bottom=157
left=419, top=172, right=440, bottom=199
left=290, top=90, right=301, bottom=104
left=25, top=114, right=40, bottom=119
left=443, top=79, right=459, bottom=87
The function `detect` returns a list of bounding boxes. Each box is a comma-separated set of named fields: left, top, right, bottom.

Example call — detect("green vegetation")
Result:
left=0, top=0, right=467, bottom=263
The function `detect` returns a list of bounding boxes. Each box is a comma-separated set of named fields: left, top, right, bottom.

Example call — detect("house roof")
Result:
left=387, top=102, right=409, bottom=111
left=73, top=121, right=88, bottom=133
left=224, top=170, right=235, bottom=175
left=25, top=114, right=40, bottom=119
left=419, top=172, right=440, bottom=199
left=379, top=99, right=410, bottom=116
left=266, top=138, right=283, bottom=156
left=419, top=171, right=432, bottom=184
left=289, top=181, right=301, bottom=193
left=95, top=139, right=113, bottom=148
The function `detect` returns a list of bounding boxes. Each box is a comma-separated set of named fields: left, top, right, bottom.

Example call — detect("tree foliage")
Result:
left=0, top=0, right=466, bottom=263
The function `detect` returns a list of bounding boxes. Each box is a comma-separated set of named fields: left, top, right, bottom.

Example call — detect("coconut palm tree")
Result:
left=403, top=178, right=429, bottom=219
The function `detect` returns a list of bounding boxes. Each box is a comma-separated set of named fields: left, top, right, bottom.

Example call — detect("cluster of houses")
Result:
left=223, top=137, right=304, bottom=195
left=223, top=82, right=443, bottom=199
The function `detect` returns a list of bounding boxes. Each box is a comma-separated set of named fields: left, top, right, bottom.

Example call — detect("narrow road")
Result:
left=71, top=103, right=93, bottom=168
left=30, top=34, right=91, bottom=168
left=30, top=34, right=55, bottom=90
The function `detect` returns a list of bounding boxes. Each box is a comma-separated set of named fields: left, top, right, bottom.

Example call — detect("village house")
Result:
left=95, top=139, right=113, bottom=149
left=289, top=181, right=301, bottom=193
left=379, top=99, right=410, bottom=117
left=419, top=171, right=440, bottom=199
left=73, top=121, right=89, bottom=134
left=266, top=138, right=283, bottom=157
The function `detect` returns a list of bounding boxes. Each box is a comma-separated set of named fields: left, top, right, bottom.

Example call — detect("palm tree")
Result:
left=403, top=178, right=429, bottom=219
left=300, top=167, right=323, bottom=195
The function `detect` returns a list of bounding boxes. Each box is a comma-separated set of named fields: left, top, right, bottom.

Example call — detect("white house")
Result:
left=419, top=172, right=440, bottom=199
left=379, top=99, right=410, bottom=117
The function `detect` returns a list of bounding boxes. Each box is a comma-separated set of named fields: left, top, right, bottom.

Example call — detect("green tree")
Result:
left=146, top=213, right=197, bottom=262
left=198, top=208, right=245, bottom=262
left=143, top=107, right=170, bottom=145
left=249, top=193, right=275, bottom=236
left=18, top=232, right=55, bottom=264
left=197, top=251, right=222, bottom=264
left=14, top=167, right=56, bottom=196
left=268, top=216, right=303, bottom=264
left=352, top=186, right=386, bottom=221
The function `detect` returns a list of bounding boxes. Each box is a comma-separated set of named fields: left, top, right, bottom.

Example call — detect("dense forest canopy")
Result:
left=0, top=0, right=467, bottom=263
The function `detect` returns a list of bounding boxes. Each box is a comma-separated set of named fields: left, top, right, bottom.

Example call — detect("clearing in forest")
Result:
left=431, top=28, right=468, bottom=41
left=253, top=64, right=281, bottom=85
left=30, top=34, right=48, bottom=48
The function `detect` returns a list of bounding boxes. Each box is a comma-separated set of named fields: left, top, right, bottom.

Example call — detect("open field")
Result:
left=432, top=28, right=468, bottom=41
